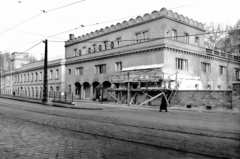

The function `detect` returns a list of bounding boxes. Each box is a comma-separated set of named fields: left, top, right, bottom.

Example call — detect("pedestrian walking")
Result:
left=160, top=94, right=168, bottom=112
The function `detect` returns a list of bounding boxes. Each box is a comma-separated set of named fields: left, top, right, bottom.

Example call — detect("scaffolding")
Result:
left=107, top=64, right=180, bottom=107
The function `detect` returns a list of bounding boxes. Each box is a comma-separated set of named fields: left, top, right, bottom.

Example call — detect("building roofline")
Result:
left=65, top=7, right=205, bottom=47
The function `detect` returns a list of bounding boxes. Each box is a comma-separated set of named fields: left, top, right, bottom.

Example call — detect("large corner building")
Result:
left=1, top=7, right=240, bottom=101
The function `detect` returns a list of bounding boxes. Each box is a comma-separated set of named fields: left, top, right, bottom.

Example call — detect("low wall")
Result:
left=171, top=90, right=232, bottom=109
left=232, top=82, right=240, bottom=110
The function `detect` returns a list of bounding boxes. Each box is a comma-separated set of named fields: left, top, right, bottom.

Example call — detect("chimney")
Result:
left=69, top=34, right=75, bottom=40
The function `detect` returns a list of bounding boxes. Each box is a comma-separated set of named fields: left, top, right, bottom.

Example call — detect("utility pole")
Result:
left=42, top=39, right=48, bottom=103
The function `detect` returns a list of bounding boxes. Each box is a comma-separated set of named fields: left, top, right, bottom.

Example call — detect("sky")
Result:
left=0, top=0, right=239, bottom=60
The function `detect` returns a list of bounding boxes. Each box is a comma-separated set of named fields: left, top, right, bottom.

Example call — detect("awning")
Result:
left=122, top=63, right=164, bottom=72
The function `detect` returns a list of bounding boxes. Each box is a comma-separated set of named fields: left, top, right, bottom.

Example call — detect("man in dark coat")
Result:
left=160, top=94, right=168, bottom=112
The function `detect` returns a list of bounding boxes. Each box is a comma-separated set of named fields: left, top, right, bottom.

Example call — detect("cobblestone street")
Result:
left=0, top=98, right=239, bottom=159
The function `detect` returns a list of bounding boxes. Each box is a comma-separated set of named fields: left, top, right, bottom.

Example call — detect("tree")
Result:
left=28, top=54, right=38, bottom=63
left=227, top=20, right=240, bottom=54
left=204, top=22, right=228, bottom=50
left=0, top=51, right=11, bottom=72
left=0, top=51, right=38, bottom=72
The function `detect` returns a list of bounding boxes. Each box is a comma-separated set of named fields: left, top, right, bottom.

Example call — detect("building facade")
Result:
left=0, top=54, right=66, bottom=97
left=1, top=7, right=240, bottom=101
left=64, top=7, right=240, bottom=100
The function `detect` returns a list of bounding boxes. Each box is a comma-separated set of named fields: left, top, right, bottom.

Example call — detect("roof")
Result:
left=122, top=64, right=164, bottom=72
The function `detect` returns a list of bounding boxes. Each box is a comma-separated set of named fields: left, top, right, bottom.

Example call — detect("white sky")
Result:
left=0, top=0, right=239, bottom=60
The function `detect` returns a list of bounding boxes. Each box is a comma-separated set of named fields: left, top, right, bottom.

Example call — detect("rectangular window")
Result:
left=195, top=36, right=199, bottom=45
left=82, top=47, right=87, bottom=55
left=115, top=62, right=122, bottom=72
left=56, top=86, right=60, bottom=92
left=184, top=33, right=189, bottom=43
left=92, top=44, right=96, bottom=52
left=68, top=69, right=71, bottom=75
left=176, top=58, right=188, bottom=70
left=195, top=84, right=199, bottom=90
left=78, top=49, right=82, bottom=56
left=39, top=72, right=42, bottom=81
left=207, top=84, right=211, bottom=90
left=201, top=62, right=211, bottom=73
left=73, top=49, right=77, bottom=56
left=143, top=31, right=149, bottom=41
left=135, top=32, right=142, bottom=43
left=49, top=70, right=53, bottom=80
left=116, top=38, right=122, bottom=47
left=235, top=68, right=240, bottom=80
left=95, top=64, right=106, bottom=74
left=27, top=74, right=29, bottom=82
left=55, top=69, right=59, bottom=79
left=104, top=41, right=108, bottom=50
left=68, top=85, right=71, bottom=93
left=171, top=29, right=177, bottom=40
left=24, top=75, right=26, bottom=82
left=76, top=67, right=83, bottom=75
left=219, top=66, right=226, bottom=75
left=218, top=85, right=221, bottom=90
left=31, top=73, right=33, bottom=82
left=35, top=73, right=38, bottom=81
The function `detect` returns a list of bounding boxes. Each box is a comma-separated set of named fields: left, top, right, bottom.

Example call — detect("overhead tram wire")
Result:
left=45, top=0, right=86, bottom=13
left=13, top=41, right=43, bottom=59
left=0, top=13, right=43, bottom=36
left=48, top=29, right=240, bottom=44
left=0, top=0, right=87, bottom=36
left=9, top=28, right=239, bottom=53
left=5, top=2, right=235, bottom=52
left=0, top=26, right=65, bottom=40
left=5, top=2, right=201, bottom=50
left=22, top=41, right=43, bottom=54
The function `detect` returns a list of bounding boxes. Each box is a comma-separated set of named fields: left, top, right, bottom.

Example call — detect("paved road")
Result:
left=0, top=98, right=239, bottom=159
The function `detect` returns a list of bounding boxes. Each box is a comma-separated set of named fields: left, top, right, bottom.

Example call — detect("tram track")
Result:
left=0, top=100, right=239, bottom=158
left=0, top=109, right=223, bottom=159
left=0, top=102, right=239, bottom=141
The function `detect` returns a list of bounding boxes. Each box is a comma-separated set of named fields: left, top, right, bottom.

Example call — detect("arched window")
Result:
left=88, top=48, right=91, bottom=54
left=110, top=42, right=114, bottom=49
left=98, top=45, right=102, bottom=51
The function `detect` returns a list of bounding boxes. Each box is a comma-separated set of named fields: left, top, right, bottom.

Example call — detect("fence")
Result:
left=5, top=91, right=74, bottom=103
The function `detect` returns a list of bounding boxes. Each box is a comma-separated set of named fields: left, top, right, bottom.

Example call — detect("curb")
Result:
left=0, top=95, right=102, bottom=110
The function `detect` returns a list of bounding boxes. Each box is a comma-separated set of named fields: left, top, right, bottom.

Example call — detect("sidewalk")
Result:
left=72, top=100, right=240, bottom=114
left=1, top=94, right=239, bottom=114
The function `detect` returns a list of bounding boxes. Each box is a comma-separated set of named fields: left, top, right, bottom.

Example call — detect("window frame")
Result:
left=95, top=64, right=107, bottom=74
left=176, top=58, right=188, bottom=71
left=235, top=68, right=240, bottom=80
left=201, top=62, right=211, bottom=73
left=184, top=33, right=189, bottom=43
left=195, top=36, right=199, bottom=45
left=115, top=62, right=122, bottom=72
left=219, top=65, right=226, bottom=75
left=171, top=29, right=177, bottom=40
left=116, top=37, right=122, bottom=47
left=49, top=70, right=53, bottom=80
left=76, top=67, right=83, bottom=76
left=55, top=69, right=59, bottom=79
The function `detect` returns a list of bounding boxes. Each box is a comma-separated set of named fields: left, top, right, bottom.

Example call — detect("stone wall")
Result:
left=107, top=89, right=237, bottom=110
left=171, top=90, right=232, bottom=109
left=232, top=82, right=240, bottom=110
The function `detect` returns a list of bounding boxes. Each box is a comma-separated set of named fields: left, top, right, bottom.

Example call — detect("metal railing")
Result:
left=1, top=91, right=74, bottom=103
